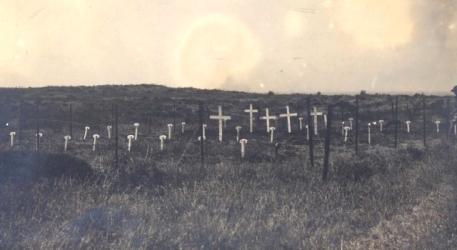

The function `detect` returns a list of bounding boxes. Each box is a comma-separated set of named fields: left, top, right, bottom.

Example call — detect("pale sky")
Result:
left=1, top=0, right=456, bottom=94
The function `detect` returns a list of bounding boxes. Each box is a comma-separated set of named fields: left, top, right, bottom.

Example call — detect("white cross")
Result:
left=279, top=106, right=297, bottom=133
left=260, top=108, right=277, bottom=132
left=244, top=103, right=258, bottom=133
left=311, top=107, right=323, bottom=135
left=210, top=106, right=231, bottom=141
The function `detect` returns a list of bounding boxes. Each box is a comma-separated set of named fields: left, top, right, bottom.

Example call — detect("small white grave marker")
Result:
left=84, top=126, right=90, bottom=140
left=299, top=117, right=303, bottom=130
left=269, top=127, right=275, bottom=143
left=36, top=133, right=43, bottom=150
left=167, top=124, right=173, bottom=140
left=10, top=132, right=15, bottom=147
left=311, top=107, right=323, bottom=135
left=236, top=126, right=241, bottom=141
left=406, top=121, right=411, bottom=133
left=343, top=126, right=350, bottom=142
left=279, top=106, right=297, bottom=133
left=244, top=104, right=258, bottom=133
left=127, top=135, right=134, bottom=151
left=159, top=135, right=167, bottom=151
left=64, top=135, right=71, bottom=151
left=202, top=124, right=207, bottom=138
left=107, top=126, right=112, bottom=139
left=93, top=134, right=100, bottom=151
left=239, top=139, right=248, bottom=158
left=181, top=122, right=186, bottom=133
left=210, top=106, right=231, bottom=141
left=435, top=121, right=440, bottom=133
left=260, top=108, right=277, bottom=132
left=134, top=123, right=139, bottom=140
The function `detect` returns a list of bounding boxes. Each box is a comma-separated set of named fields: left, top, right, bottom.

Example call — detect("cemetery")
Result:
left=0, top=84, right=457, bottom=249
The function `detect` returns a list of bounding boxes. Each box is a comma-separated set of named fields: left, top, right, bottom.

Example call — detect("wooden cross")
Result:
left=210, top=105, right=231, bottom=141
left=244, top=103, right=258, bottom=133
left=279, top=106, right=297, bottom=133
left=260, top=108, right=277, bottom=132
left=311, top=107, right=323, bottom=135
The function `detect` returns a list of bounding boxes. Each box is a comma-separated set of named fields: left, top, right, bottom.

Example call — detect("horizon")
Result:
left=1, top=0, right=456, bottom=93
left=0, top=83, right=454, bottom=97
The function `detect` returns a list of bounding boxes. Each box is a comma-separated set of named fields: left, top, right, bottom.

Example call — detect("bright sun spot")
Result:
left=17, top=40, right=25, bottom=47
left=174, top=15, right=261, bottom=89
left=260, top=83, right=264, bottom=88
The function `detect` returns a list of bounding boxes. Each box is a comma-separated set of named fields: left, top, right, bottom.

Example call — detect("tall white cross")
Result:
left=311, top=107, right=323, bottom=135
left=260, top=108, right=277, bottom=132
left=279, top=106, right=297, bottom=133
left=210, top=106, right=231, bottom=141
left=244, top=104, right=258, bottom=133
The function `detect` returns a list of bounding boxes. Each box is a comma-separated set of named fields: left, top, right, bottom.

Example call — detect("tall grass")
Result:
left=1, top=140, right=456, bottom=249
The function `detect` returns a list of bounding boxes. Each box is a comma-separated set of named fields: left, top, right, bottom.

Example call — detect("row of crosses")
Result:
left=209, top=104, right=326, bottom=141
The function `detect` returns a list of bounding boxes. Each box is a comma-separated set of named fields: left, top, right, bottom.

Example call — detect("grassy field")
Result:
left=0, top=85, right=456, bottom=249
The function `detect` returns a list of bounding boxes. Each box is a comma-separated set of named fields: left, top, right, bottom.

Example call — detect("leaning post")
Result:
left=395, top=96, right=398, bottom=149
left=35, top=101, right=40, bottom=151
left=115, top=103, right=119, bottom=168
left=423, top=94, right=426, bottom=147
left=355, top=95, right=359, bottom=155
left=307, top=96, right=314, bottom=168
left=323, top=104, right=333, bottom=181
left=199, top=101, right=205, bottom=169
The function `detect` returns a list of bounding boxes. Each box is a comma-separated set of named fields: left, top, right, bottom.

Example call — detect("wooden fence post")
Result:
left=395, top=96, right=398, bottom=149
left=111, top=103, right=114, bottom=130
left=173, top=102, right=176, bottom=132
left=199, top=101, right=205, bottom=169
left=447, top=97, right=450, bottom=138
left=355, top=95, right=359, bottom=155
left=323, top=104, right=333, bottom=181
left=115, top=103, right=118, bottom=168
left=36, top=101, right=40, bottom=151
left=70, top=104, right=73, bottom=139
left=19, top=105, right=23, bottom=146
left=391, top=101, right=394, bottom=121
left=149, top=104, right=152, bottom=133
left=423, top=94, right=426, bottom=147
left=307, top=96, right=314, bottom=168
left=297, top=100, right=301, bottom=128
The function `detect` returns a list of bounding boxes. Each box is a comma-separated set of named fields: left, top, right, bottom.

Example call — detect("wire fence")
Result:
left=1, top=94, right=456, bottom=176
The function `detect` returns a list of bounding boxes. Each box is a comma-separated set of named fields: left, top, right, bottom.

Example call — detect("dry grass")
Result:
left=1, top=140, right=456, bottom=249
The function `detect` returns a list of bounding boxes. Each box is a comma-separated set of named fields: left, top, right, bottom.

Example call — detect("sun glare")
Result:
left=174, top=15, right=261, bottom=89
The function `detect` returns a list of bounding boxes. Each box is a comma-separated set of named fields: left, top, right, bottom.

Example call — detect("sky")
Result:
left=1, top=0, right=456, bottom=94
